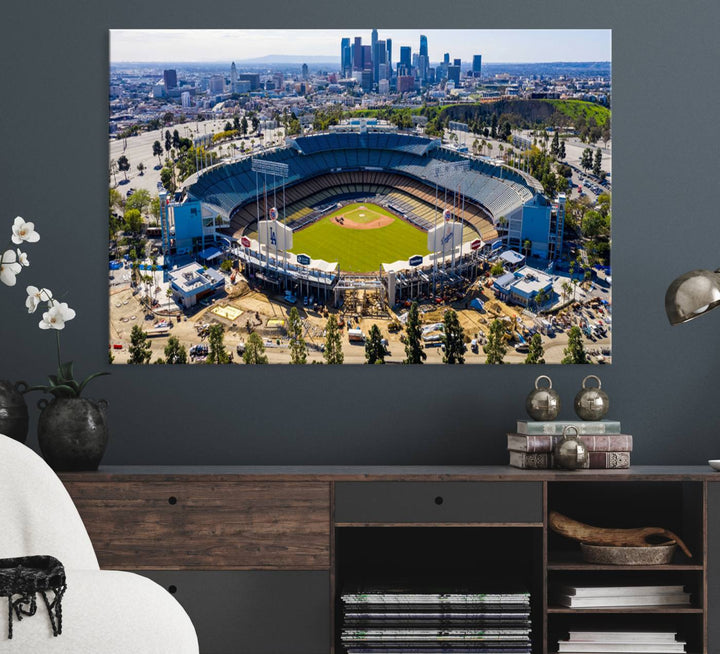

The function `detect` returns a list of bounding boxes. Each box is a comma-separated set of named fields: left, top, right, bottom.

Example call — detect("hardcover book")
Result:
left=507, top=433, right=632, bottom=453
left=516, top=420, right=621, bottom=435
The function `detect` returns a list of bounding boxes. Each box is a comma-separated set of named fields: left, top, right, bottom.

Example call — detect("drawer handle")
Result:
left=168, top=496, right=178, bottom=505
left=434, top=496, right=444, bottom=505
left=168, top=585, right=177, bottom=594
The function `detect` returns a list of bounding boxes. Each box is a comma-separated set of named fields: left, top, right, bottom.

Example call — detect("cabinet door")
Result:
left=66, top=480, right=331, bottom=569
left=335, top=481, right=543, bottom=524
left=139, top=570, right=330, bottom=654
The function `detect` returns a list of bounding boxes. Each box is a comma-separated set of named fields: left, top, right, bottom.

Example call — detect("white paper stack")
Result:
left=552, top=584, right=691, bottom=609
left=557, top=631, right=686, bottom=653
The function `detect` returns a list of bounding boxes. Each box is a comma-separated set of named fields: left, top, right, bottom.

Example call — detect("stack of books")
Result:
left=507, top=420, right=632, bottom=469
left=557, top=630, right=687, bottom=653
left=551, top=584, right=691, bottom=609
left=340, top=586, right=532, bottom=653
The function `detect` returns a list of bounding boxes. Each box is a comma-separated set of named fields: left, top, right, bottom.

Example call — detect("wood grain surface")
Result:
left=64, top=481, right=331, bottom=570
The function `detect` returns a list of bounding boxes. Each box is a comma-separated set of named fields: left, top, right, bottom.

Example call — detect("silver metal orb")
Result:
left=554, top=426, right=589, bottom=470
left=574, top=375, right=609, bottom=421
left=525, top=375, right=561, bottom=421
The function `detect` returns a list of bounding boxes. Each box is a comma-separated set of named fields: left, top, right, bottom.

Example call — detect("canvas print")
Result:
left=109, top=29, right=611, bottom=364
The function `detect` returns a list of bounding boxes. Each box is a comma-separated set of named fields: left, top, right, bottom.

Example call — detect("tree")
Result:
left=365, top=324, right=386, bottom=364
left=580, top=147, right=594, bottom=172
left=403, top=301, right=426, bottom=364
left=251, top=116, right=260, bottom=132
left=220, top=259, right=234, bottom=273
left=593, top=148, right=602, bottom=176
left=128, top=325, right=152, bottom=364
left=233, top=116, right=240, bottom=131
left=164, top=130, right=172, bottom=153
left=243, top=332, right=268, bottom=364
left=241, top=116, right=248, bottom=135
left=207, top=324, right=230, bottom=364
left=483, top=319, right=507, bottom=364
left=558, top=141, right=566, bottom=159
left=172, top=129, right=181, bottom=149
left=288, top=306, right=307, bottom=365
left=562, top=326, right=588, bottom=364
left=136, top=162, right=145, bottom=176
left=490, top=261, right=505, bottom=276
left=523, top=239, right=532, bottom=258
left=224, top=121, right=233, bottom=132
left=525, top=333, right=545, bottom=364
left=323, top=314, right=344, bottom=364
left=125, top=188, right=151, bottom=215
left=117, top=155, right=130, bottom=181
left=124, top=208, right=144, bottom=234
left=442, top=309, right=465, bottom=364
left=550, top=130, right=560, bottom=156
left=152, top=140, right=163, bottom=166
left=164, top=336, right=188, bottom=364
left=149, top=196, right=161, bottom=225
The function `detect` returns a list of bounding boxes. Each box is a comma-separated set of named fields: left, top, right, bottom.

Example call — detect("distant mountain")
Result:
left=235, top=54, right=339, bottom=64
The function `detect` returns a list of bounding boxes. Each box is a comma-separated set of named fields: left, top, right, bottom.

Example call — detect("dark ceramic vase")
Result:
left=0, top=380, right=29, bottom=443
left=37, top=398, right=109, bottom=471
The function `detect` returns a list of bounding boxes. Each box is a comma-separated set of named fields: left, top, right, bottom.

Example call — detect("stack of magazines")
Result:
left=556, top=631, right=686, bottom=653
left=340, top=586, right=532, bottom=653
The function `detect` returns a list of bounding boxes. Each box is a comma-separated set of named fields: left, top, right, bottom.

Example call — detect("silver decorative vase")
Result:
left=526, top=375, right=561, bottom=421
left=37, top=398, right=109, bottom=471
left=574, top=374, right=610, bottom=421
left=0, top=380, right=29, bottom=443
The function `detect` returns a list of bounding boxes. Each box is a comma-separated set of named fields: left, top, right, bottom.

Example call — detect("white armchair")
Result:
left=0, top=434, right=199, bottom=653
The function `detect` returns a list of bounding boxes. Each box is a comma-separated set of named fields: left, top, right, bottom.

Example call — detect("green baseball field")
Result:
left=291, top=202, right=430, bottom=273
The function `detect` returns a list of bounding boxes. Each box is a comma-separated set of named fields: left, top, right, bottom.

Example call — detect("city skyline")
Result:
left=111, top=29, right=611, bottom=64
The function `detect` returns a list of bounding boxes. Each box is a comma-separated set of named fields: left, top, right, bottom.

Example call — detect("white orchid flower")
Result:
left=11, top=217, right=40, bottom=244
left=39, top=301, right=76, bottom=330
left=26, top=285, right=53, bottom=313
left=0, top=249, right=22, bottom=286
left=16, top=249, right=29, bottom=266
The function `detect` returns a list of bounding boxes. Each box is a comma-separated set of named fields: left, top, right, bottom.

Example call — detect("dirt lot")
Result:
left=109, top=273, right=611, bottom=365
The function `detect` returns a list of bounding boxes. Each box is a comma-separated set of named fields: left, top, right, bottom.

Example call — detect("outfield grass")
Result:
left=292, top=202, right=430, bottom=273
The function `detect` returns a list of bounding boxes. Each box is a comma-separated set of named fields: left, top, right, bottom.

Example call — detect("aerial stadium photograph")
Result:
left=108, top=29, right=612, bottom=364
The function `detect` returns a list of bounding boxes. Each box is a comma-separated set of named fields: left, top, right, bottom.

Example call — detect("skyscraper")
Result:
left=447, top=65, right=461, bottom=86
left=400, top=46, right=411, bottom=70
left=473, top=54, right=482, bottom=78
left=419, top=34, right=428, bottom=58
left=373, top=39, right=387, bottom=82
left=341, top=37, right=351, bottom=75
left=371, top=30, right=379, bottom=83
left=302, top=63, right=309, bottom=80
left=362, top=45, right=372, bottom=71
left=386, top=39, right=392, bottom=76
left=230, top=62, right=238, bottom=92
left=163, top=69, right=177, bottom=90
left=419, top=35, right=429, bottom=81
left=353, top=36, right=362, bottom=70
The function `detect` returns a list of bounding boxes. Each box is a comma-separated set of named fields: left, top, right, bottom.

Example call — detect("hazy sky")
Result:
left=110, top=29, right=611, bottom=64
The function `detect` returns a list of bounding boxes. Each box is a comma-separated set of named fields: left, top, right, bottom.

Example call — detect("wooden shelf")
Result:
left=548, top=605, right=703, bottom=614
left=547, top=551, right=703, bottom=571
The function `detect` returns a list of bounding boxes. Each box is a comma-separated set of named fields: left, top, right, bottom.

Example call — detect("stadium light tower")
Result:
left=430, top=160, right=470, bottom=293
left=251, top=158, right=290, bottom=279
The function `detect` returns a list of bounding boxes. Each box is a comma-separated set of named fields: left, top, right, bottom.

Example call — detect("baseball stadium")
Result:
left=180, top=129, right=560, bottom=308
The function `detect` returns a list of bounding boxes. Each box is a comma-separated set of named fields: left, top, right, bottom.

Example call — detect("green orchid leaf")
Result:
left=48, top=384, right=78, bottom=399
left=59, top=361, right=74, bottom=383
left=77, top=372, right=110, bottom=396
left=48, top=375, right=58, bottom=387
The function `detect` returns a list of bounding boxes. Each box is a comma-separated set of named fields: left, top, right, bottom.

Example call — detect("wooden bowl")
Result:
left=580, top=542, right=677, bottom=565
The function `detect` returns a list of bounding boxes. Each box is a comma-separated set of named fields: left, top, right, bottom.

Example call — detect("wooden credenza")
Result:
left=60, top=466, right=720, bottom=654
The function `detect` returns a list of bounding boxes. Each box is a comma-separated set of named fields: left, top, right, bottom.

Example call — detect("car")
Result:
left=126, top=188, right=136, bottom=198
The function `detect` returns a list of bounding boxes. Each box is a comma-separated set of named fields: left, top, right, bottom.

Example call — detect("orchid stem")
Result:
left=56, top=329, right=62, bottom=370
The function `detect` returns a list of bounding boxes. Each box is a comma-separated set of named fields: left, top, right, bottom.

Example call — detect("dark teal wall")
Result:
left=1, top=1, right=719, bottom=465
